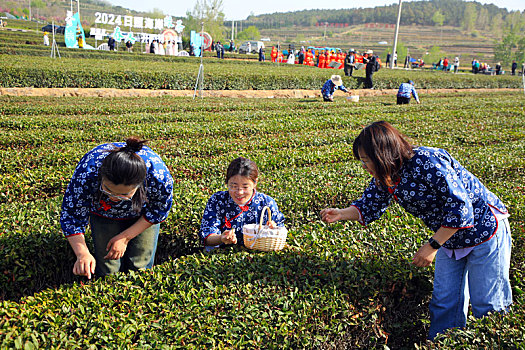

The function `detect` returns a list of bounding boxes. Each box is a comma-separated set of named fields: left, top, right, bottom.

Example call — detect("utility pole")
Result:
left=391, top=0, right=402, bottom=69
left=28, top=0, right=31, bottom=21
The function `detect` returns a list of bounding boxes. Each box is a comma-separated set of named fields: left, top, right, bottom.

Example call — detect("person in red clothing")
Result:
left=319, top=50, right=326, bottom=68
left=278, top=51, right=284, bottom=63
left=337, top=52, right=345, bottom=69
left=271, top=47, right=277, bottom=63
left=443, top=57, right=449, bottom=71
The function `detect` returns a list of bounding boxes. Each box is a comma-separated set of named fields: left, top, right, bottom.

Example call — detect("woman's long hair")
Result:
left=352, top=121, right=414, bottom=187
left=99, top=137, right=148, bottom=212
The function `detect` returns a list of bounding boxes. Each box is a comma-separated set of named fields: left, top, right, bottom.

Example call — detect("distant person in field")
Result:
left=511, top=60, right=517, bottom=75
left=43, top=32, right=50, bottom=46
left=108, top=35, right=116, bottom=51
left=258, top=46, right=265, bottom=62
left=344, top=50, right=355, bottom=77
left=199, top=157, right=285, bottom=251
left=126, top=40, right=133, bottom=53
left=397, top=80, right=420, bottom=105
left=77, top=33, right=84, bottom=49
left=364, top=50, right=380, bottom=89
left=495, top=62, right=502, bottom=75
left=321, top=74, right=350, bottom=102
left=321, top=121, right=512, bottom=341
left=386, top=51, right=391, bottom=66
left=60, top=138, right=173, bottom=279
left=454, top=56, right=460, bottom=73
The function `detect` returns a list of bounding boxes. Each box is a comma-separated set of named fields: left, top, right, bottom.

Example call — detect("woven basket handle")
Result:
left=258, top=206, right=272, bottom=231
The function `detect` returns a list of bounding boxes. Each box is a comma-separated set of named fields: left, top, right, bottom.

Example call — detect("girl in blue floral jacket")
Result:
left=321, top=121, right=512, bottom=340
left=200, top=157, right=285, bottom=250
left=60, top=138, right=173, bottom=278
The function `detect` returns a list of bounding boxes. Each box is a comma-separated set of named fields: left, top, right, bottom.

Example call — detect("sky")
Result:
left=108, top=0, right=525, bottom=20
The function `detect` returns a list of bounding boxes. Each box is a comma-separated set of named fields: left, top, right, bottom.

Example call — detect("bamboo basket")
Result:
left=243, top=206, right=287, bottom=251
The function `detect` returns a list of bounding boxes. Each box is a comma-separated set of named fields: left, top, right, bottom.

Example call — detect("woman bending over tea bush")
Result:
left=200, top=157, right=285, bottom=251
left=321, top=121, right=512, bottom=340
left=60, top=138, right=173, bottom=278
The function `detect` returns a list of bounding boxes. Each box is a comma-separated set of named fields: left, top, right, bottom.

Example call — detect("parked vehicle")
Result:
left=41, top=24, right=66, bottom=34
left=239, top=41, right=264, bottom=54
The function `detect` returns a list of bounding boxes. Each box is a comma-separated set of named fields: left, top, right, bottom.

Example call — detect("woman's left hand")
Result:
left=412, top=243, right=438, bottom=267
left=267, top=220, right=277, bottom=229
left=104, top=235, right=130, bottom=260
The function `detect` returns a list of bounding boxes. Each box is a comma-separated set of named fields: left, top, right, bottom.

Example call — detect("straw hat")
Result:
left=331, top=75, right=342, bottom=86
left=366, top=49, right=373, bottom=55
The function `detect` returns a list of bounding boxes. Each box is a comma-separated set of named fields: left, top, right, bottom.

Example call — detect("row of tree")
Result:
left=244, top=0, right=524, bottom=35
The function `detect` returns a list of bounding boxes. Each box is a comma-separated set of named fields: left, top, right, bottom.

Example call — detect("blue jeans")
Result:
left=90, top=214, right=160, bottom=277
left=428, top=218, right=513, bottom=340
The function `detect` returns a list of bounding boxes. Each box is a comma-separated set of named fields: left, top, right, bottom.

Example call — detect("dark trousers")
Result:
left=365, top=74, right=373, bottom=88
left=344, top=65, right=354, bottom=76
left=89, top=214, right=160, bottom=277
left=397, top=96, right=411, bottom=104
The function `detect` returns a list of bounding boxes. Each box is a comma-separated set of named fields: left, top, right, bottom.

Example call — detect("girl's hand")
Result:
left=73, top=252, right=96, bottom=279
left=320, top=208, right=342, bottom=223
left=267, top=220, right=277, bottom=229
left=104, top=235, right=130, bottom=260
left=221, top=229, right=237, bottom=245
left=412, top=243, right=438, bottom=267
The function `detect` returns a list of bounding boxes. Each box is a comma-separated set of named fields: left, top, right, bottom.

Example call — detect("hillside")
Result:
left=0, top=0, right=154, bottom=24
left=242, top=0, right=522, bottom=31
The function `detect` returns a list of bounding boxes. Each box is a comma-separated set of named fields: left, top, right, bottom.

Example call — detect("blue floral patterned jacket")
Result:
left=351, top=147, right=507, bottom=249
left=199, top=191, right=285, bottom=246
left=60, top=143, right=173, bottom=237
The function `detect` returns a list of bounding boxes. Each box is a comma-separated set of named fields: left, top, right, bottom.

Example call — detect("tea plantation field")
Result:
left=0, top=91, right=524, bottom=348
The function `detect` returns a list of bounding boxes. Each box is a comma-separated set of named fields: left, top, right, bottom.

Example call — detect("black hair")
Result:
left=99, top=137, right=148, bottom=212
left=353, top=121, right=414, bottom=187
left=225, top=157, right=259, bottom=184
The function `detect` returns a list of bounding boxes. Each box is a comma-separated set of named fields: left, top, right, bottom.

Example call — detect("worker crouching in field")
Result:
left=199, top=157, right=286, bottom=251
left=321, top=121, right=512, bottom=341
left=397, top=80, right=421, bottom=104
left=60, top=138, right=173, bottom=279
left=321, top=75, right=350, bottom=102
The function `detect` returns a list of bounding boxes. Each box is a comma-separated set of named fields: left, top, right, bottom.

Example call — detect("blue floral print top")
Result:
left=199, top=191, right=285, bottom=246
left=351, top=147, right=507, bottom=249
left=60, top=143, right=174, bottom=237
left=321, top=79, right=348, bottom=98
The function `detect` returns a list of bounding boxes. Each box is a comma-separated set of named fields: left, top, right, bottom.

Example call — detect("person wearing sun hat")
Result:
left=321, top=74, right=350, bottom=102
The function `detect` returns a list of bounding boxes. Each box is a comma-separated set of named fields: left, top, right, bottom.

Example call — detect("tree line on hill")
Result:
left=243, top=0, right=524, bottom=36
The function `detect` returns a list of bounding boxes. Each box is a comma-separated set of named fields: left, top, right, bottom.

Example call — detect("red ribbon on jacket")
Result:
left=222, top=192, right=255, bottom=229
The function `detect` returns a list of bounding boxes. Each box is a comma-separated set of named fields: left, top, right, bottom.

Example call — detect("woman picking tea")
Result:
left=200, top=157, right=285, bottom=250
left=321, top=121, right=512, bottom=340
left=61, top=138, right=173, bottom=278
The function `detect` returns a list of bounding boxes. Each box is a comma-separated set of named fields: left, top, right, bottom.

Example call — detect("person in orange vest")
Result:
left=277, top=50, right=284, bottom=63
left=304, top=50, right=311, bottom=65
left=337, top=52, right=344, bottom=69
left=318, top=50, right=326, bottom=68
left=324, top=50, right=331, bottom=68
left=304, top=53, right=311, bottom=66
left=271, top=47, right=278, bottom=63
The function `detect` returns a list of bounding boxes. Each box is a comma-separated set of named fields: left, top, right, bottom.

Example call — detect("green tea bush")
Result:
left=1, top=54, right=523, bottom=90
left=0, top=92, right=524, bottom=348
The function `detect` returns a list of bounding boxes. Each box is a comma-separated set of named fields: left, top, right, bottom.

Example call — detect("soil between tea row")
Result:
left=1, top=87, right=522, bottom=98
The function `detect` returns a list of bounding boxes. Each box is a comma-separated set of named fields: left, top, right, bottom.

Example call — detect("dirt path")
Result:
left=0, top=87, right=521, bottom=98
